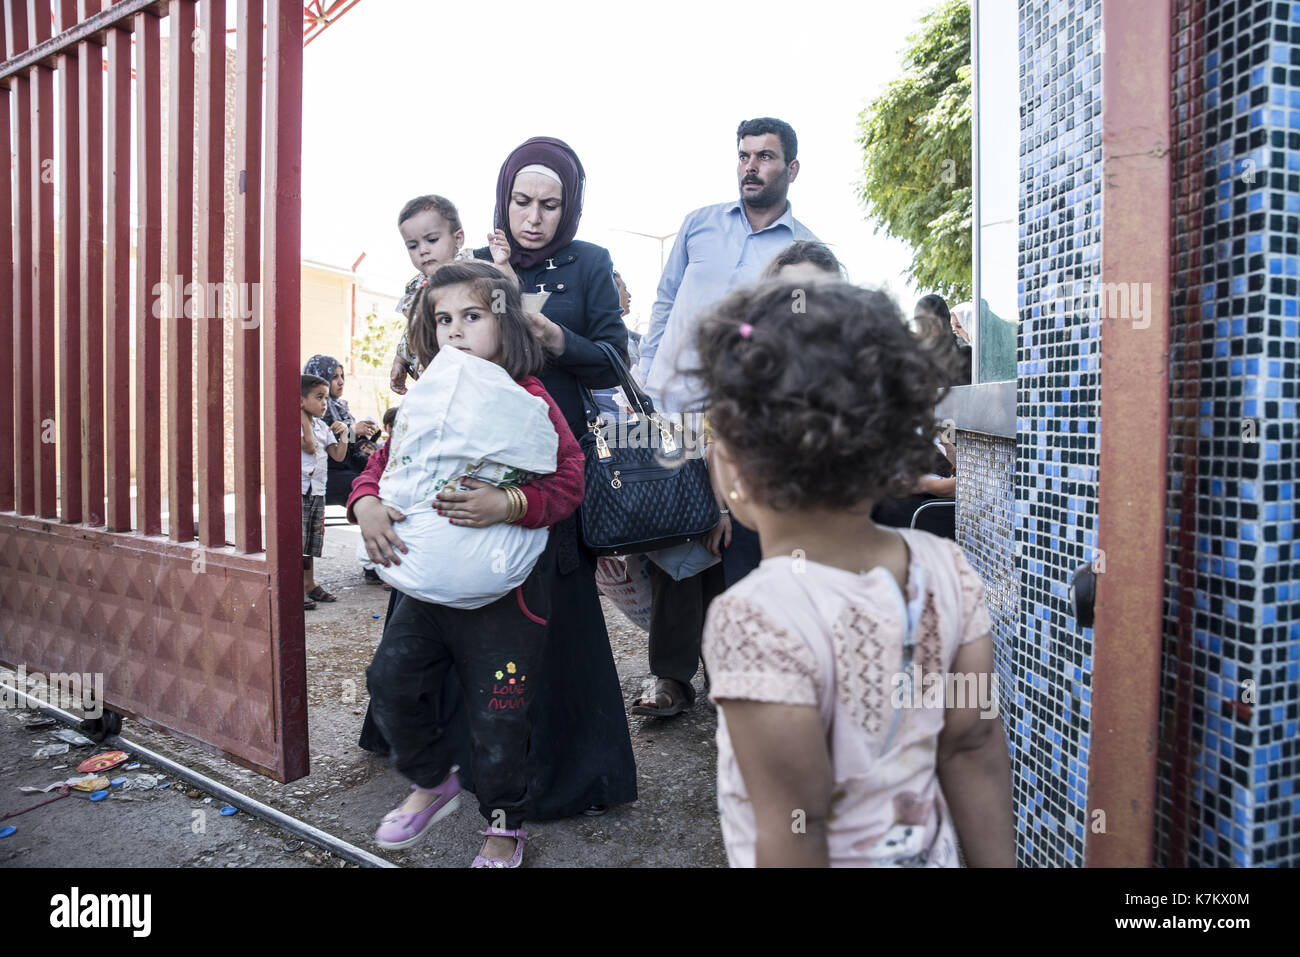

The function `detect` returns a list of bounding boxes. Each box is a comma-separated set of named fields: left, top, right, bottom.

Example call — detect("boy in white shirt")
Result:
left=302, top=374, right=348, bottom=609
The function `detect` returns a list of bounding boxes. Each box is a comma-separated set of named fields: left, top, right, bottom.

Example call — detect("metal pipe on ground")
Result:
left=0, top=681, right=397, bottom=869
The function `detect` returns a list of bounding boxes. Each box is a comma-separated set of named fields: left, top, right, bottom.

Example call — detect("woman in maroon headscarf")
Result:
left=354, top=138, right=637, bottom=822
left=469, top=136, right=638, bottom=817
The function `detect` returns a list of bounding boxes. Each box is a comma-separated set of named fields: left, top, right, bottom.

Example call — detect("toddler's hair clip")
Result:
left=738, top=322, right=754, bottom=339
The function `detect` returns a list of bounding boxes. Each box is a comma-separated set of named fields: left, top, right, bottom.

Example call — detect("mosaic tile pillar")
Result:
left=1158, top=0, right=1300, bottom=868
left=1011, top=0, right=1107, bottom=867
left=969, top=0, right=1296, bottom=867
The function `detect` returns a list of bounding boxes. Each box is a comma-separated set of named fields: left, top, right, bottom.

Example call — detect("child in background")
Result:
left=591, top=269, right=640, bottom=420
left=301, top=374, right=348, bottom=610
left=353, top=261, right=585, bottom=868
left=353, top=405, right=397, bottom=459
left=761, top=238, right=846, bottom=282
left=693, top=280, right=1014, bottom=867
left=390, top=195, right=519, bottom=394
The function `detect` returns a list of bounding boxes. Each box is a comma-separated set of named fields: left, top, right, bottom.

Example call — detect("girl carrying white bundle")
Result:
left=351, top=260, right=586, bottom=869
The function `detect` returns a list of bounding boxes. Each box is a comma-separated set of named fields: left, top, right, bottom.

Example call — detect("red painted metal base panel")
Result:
left=0, top=515, right=297, bottom=780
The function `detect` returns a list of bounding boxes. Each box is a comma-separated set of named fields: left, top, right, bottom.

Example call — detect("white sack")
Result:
left=359, top=346, right=558, bottom=609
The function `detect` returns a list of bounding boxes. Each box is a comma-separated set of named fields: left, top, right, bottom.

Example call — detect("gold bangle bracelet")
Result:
left=502, top=485, right=520, bottom=524
left=505, top=485, right=527, bottom=524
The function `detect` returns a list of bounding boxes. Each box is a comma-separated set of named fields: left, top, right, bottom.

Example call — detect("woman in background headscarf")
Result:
left=473, top=136, right=638, bottom=817
left=870, top=295, right=965, bottom=536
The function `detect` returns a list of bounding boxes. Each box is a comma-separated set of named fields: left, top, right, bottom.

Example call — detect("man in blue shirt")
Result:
left=632, top=118, right=819, bottom=720
left=639, top=122, right=818, bottom=408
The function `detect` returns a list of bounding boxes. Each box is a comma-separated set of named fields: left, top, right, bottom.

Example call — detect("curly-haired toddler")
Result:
left=693, top=280, right=1015, bottom=867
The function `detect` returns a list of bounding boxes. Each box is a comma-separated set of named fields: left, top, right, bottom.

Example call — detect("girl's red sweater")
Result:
left=346, top=375, right=585, bottom=529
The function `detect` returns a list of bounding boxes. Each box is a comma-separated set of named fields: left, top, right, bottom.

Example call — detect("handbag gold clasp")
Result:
left=652, top=414, right=677, bottom=453
left=593, top=428, right=611, bottom=460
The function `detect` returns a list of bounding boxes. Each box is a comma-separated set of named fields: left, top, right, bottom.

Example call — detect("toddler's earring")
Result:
left=728, top=489, right=740, bottom=502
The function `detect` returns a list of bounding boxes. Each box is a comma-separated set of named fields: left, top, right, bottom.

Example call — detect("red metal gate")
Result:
left=1, top=0, right=308, bottom=781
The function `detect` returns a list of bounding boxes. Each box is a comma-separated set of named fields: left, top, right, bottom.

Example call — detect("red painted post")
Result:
left=264, top=0, right=308, bottom=779
left=167, top=0, right=196, bottom=542
left=104, top=18, right=130, bottom=531
left=232, top=0, right=262, bottom=554
left=0, top=14, right=13, bottom=514
left=31, top=0, right=58, bottom=519
left=1086, top=0, right=1172, bottom=867
left=77, top=0, right=105, bottom=527
left=195, top=0, right=225, bottom=547
left=134, top=9, right=162, bottom=536
left=56, top=0, right=83, bottom=525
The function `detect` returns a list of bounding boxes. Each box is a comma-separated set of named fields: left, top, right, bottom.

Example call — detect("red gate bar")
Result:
left=57, top=0, right=84, bottom=525
left=232, top=0, right=262, bottom=554
left=77, top=0, right=105, bottom=528
left=133, top=7, right=161, bottom=535
left=1086, top=0, right=1172, bottom=867
left=32, top=0, right=59, bottom=519
left=194, top=0, right=225, bottom=547
left=104, top=14, right=130, bottom=531
left=166, top=0, right=195, bottom=542
left=263, top=0, right=308, bottom=779
left=0, top=12, right=13, bottom=513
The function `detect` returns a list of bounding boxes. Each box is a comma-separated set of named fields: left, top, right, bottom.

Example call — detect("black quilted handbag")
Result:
left=577, top=341, right=720, bottom=556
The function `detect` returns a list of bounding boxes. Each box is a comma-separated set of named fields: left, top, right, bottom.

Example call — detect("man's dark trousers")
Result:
left=646, top=558, right=727, bottom=705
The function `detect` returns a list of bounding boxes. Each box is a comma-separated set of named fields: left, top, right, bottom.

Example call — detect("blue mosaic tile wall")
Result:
left=1013, top=0, right=1104, bottom=867
left=954, top=431, right=1020, bottom=784
left=956, top=433, right=1018, bottom=672
left=1158, top=0, right=1300, bottom=868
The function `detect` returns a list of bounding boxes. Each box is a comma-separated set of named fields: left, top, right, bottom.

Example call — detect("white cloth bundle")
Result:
left=360, top=346, right=558, bottom=608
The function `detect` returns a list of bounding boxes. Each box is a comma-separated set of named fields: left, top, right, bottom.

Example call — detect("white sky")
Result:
left=299, top=0, right=933, bottom=333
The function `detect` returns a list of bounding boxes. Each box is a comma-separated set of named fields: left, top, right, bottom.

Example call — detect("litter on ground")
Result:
left=51, top=729, right=95, bottom=746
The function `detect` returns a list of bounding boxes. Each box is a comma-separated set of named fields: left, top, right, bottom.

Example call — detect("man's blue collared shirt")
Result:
left=638, top=200, right=817, bottom=411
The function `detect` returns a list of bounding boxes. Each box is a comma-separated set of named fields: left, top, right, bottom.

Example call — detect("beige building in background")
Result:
left=301, top=259, right=400, bottom=427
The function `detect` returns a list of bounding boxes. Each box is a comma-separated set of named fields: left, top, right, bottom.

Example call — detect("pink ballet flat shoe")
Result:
left=375, top=771, right=461, bottom=850
left=470, top=826, right=527, bottom=868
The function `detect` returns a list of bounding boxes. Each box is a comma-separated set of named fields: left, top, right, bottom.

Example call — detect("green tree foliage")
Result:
left=856, top=0, right=972, bottom=301
left=351, top=305, right=404, bottom=413
left=352, top=305, right=405, bottom=371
